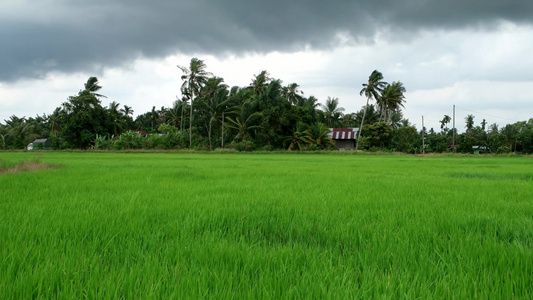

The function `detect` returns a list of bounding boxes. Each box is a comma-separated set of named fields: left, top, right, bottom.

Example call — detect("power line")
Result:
left=455, top=105, right=520, bottom=123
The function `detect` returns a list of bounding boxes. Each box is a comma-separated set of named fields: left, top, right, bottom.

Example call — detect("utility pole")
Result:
left=452, top=104, right=456, bottom=153
left=422, top=115, right=425, bottom=155
left=221, top=112, right=224, bottom=149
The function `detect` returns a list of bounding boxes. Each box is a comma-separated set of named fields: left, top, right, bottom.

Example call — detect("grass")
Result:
left=1, top=152, right=532, bottom=298
left=0, top=156, right=60, bottom=175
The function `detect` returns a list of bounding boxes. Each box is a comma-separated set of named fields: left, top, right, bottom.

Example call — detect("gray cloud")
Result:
left=1, top=0, right=532, bottom=81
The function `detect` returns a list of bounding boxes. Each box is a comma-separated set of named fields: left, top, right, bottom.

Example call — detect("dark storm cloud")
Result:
left=1, top=0, right=532, bottom=81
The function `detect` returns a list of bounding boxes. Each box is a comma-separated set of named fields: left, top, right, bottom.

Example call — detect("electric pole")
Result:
left=422, top=115, right=425, bottom=155
left=452, top=105, right=456, bottom=153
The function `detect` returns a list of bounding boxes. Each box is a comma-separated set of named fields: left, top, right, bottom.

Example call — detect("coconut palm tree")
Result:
left=84, top=77, right=106, bottom=99
left=379, top=81, right=406, bottom=123
left=465, top=114, right=475, bottom=132
left=309, top=123, right=335, bottom=149
left=226, top=108, right=262, bottom=142
left=357, top=70, right=387, bottom=150
left=251, top=70, right=271, bottom=96
left=440, top=115, right=451, bottom=134
left=197, top=77, right=240, bottom=149
left=178, top=58, right=212, bottom=147
left=319, top=97, right=345, bottom=127
left=283, top=83, right=304, bottom=105
left=284, top=122, right=313, bottom=151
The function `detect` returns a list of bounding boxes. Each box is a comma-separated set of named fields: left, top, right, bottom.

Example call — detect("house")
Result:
left=130, top=130, right=148, bottom=137
left=328, top=128, right=359, bottom=151
left=472, top=145, right=490, bottom=155
left=27, top=138, right=52, bottom=150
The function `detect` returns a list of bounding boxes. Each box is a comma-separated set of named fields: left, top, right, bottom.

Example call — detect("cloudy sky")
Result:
left=1, top=0, right=533, bottom=131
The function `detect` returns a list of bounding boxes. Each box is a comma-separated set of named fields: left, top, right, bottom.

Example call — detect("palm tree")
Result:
left=357, top=70, right=387, bottom=150
left=465, top=114, right=475, bottom=132
left=178, top=58, right=212, bottom=147
left=84, top=77, right=106, bottom=99
left=283, top=83, right=304, bottom=105
left=197, top=77, right=238, bottom=149
left=319, top=97, right=345, bottom=127
left=379, top=81, right=406, bottom=123
left=440, top=115, right=451, bottom=134
left=226, top=109, right=262, bottom=142
left=309, top=123, right=335, bottom=149
left=108, top=101, right=125, bottom=136
left=49, top=107, right=62, bottom=137
left=121, top=105, right=134, bottom=117
left=251, top=70, right=271, bottom=96
left=284, top=122, right=313, bottom=151
left=300, top=95, right=320, bottom=110
left=166, top=100, right=182, bottom=128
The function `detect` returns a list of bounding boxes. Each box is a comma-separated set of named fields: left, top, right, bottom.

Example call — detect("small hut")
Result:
left=328, top=128, right=359, bottom=151
left=27, top=138, right=52, bottom=150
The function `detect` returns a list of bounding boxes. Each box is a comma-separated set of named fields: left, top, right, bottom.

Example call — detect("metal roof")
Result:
left=328, top=128, right=359, bottom=140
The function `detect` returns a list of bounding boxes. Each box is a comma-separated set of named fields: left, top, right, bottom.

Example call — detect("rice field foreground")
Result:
left=1, top=152, right=532, bottom=298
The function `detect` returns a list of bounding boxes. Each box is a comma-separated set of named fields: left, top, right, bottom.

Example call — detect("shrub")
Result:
left=235, top=140, right=256, bottom=152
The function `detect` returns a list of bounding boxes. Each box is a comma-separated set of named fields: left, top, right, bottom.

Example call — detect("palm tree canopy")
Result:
left=320, top=97, right=345, bottom=115
left=84, top=77, right=106, bottom=98
left=283, top=83, right=304, bottom=105
left=360, top=70, right=387, bottom=100
left=178, top=57, right=212, bottom=97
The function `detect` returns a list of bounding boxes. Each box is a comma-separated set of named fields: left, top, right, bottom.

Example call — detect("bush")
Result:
left=497, top=146, right=510, bottom=154
left=306, top=144, right=319, bottom=151
left=261, top=145, right=274, bottom=152
left=235, top=140, right=256, bottom=152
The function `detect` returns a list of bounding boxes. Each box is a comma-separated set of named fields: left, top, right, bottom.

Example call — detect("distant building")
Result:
left=130, top=130, right=148, bottom=137
left=328, top=128, right=359, bottom=151
left=472, top=145, right=490, bottom=155
left=27, top=138, right=52, bottom=150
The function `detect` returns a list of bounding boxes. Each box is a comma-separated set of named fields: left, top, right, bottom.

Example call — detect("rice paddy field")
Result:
left=1, top=152, right=533, bottom=298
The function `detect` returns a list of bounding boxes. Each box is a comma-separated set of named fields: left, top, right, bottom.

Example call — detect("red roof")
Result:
left=330, top=128, right=357, bottom=140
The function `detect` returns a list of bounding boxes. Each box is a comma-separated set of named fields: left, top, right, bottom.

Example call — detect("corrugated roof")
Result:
left=328, top=128, right=358, bottom=140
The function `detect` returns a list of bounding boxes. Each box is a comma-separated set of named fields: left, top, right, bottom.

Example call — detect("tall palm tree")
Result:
left=465, top=114, right=475, bottom=133
left=121, top=105, right=134, bottom=117
left=283, top=83, right=304, bottom=105
left=251, top=70, right=271, bottom=96
left=49, top=107, right=62, bottom=137
left=440, top=115, right=451, bottom=134
left=300, top=95, right=320, bottom=110
left=379, top=81, right=406, bottom=123
left=178, top=58, right=212, bottom=148
left=357, top=70, right=387, bottom=150
left=198, top=77, right=237, bottom=149
left=319, top=97, right=345, bottom=127
left=108, top=101, right=125, bottom=136
left=84, top=77, right=106, bottom=99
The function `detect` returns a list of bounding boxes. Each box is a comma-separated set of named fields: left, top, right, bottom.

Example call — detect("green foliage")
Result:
left=234, top=140, right=256, bottom=152
left=2, top=153, right=533, bottom=298
left=390, top=126, right=418, bottom=153
left=283, top=123, right=313, bottom=151
left=360, top=121, right=392, bottom=150
left=427, top=134, right=450, bottom=153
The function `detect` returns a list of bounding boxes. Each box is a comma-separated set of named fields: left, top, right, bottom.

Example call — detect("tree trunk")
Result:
left=180, top=102, right=184, bottom=133
left=208, top=119, right=212, bottom=150
left=356, top=96, right=370, bottom=151
left=189, top=91, right=194, bottom=148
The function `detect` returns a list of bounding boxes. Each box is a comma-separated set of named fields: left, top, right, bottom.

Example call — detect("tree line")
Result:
left=1, top=58, right=532, bottom=153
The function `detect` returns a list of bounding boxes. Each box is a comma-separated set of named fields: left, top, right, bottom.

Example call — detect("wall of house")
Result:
left=334, top=140, right=355, bottom=151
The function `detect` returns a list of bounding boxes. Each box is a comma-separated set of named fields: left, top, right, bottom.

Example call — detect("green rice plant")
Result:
left=0, top=153, right=532, bottom=298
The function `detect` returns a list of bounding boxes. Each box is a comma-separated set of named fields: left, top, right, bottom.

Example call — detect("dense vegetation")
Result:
left=1, top=58, right=532, bottom=153
left=1, top=153, right=532, bottom=298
